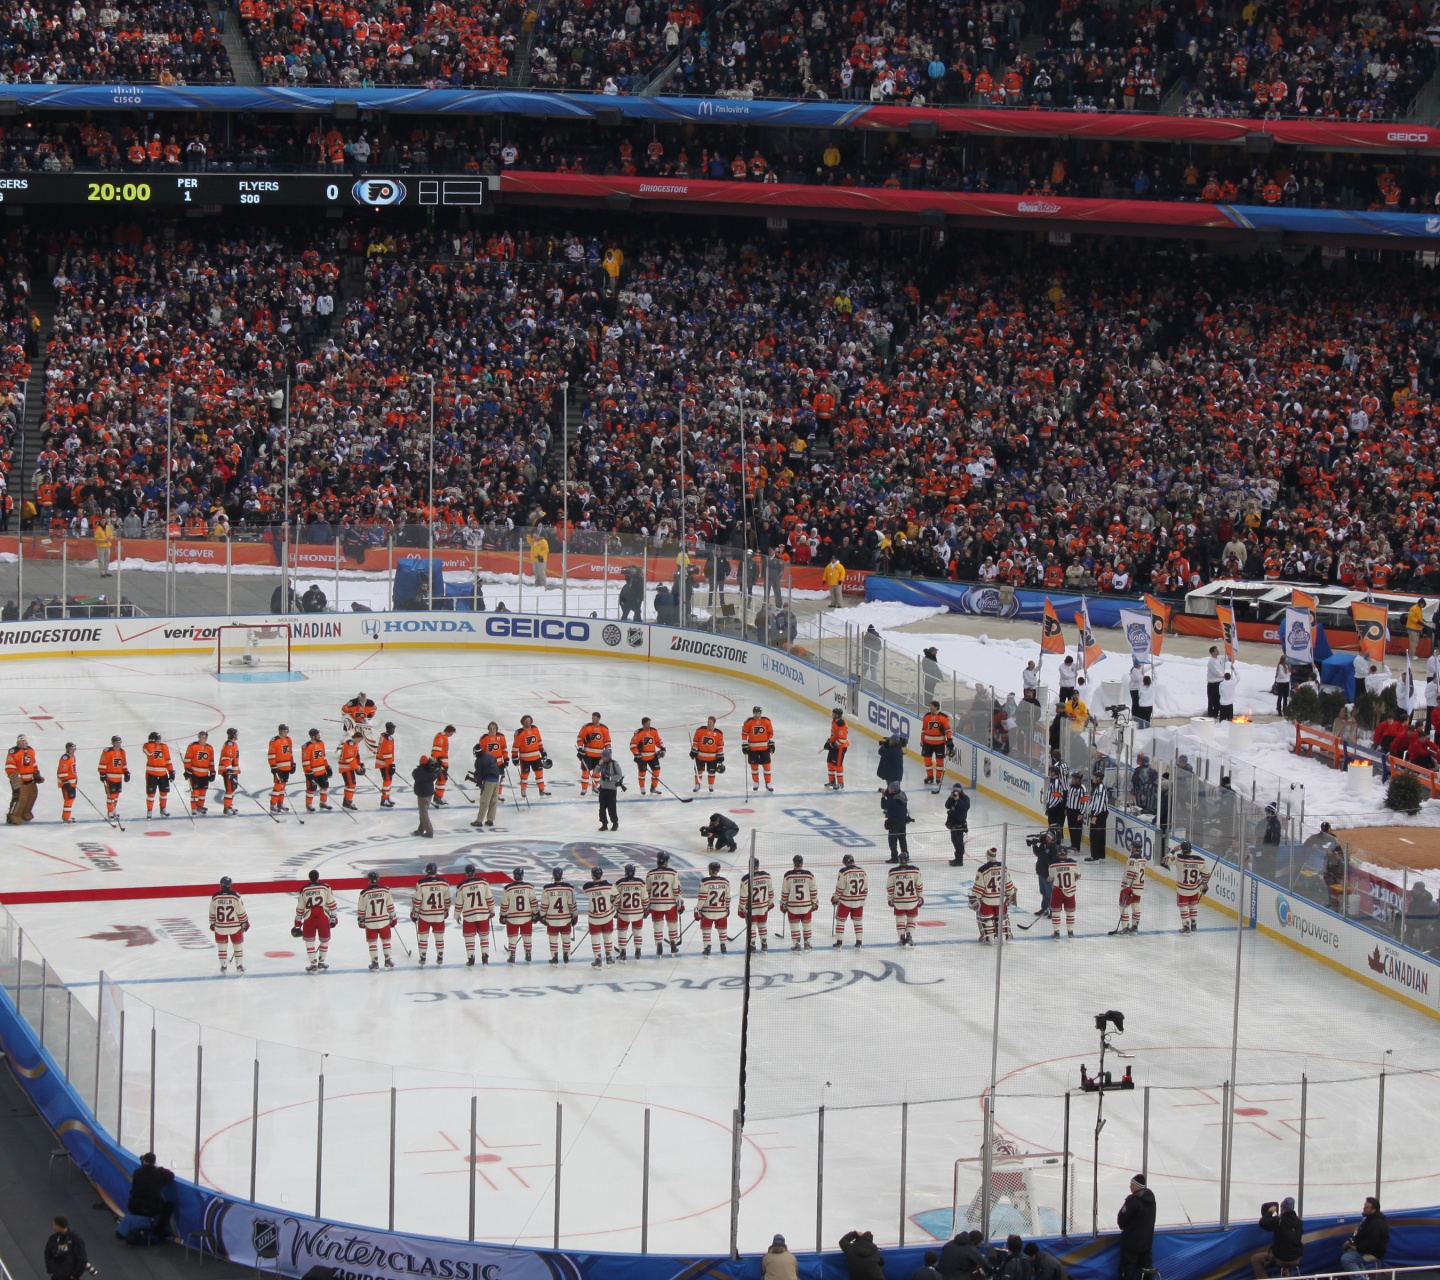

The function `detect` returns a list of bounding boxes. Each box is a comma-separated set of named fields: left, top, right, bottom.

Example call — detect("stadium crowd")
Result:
left=15, top=220, right=1440, bottom=599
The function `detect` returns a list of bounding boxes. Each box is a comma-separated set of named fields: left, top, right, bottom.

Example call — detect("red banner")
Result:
left=857, top=107, right=1440, bottom=152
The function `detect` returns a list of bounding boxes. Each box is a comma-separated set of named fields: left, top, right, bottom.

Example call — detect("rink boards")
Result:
left=2, top=609, right=1438, bottom=1021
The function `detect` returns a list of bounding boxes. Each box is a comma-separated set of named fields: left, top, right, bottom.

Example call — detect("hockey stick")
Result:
left=248, top=788, right=284, bottom=824
left=77, top=784, right=123, bottom=832
left=657, top=776, right=695, bottom=804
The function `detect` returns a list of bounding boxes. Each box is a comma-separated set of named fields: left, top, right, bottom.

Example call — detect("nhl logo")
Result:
left=251, top=1219, right=279, bottom=1259
left=626, top=626, right=645, bottom=649
left=982, top=757, right=992, bottom=778
left=602, top=624, right=622, bottom=647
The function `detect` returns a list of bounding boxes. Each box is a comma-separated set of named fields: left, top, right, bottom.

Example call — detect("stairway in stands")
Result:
left=15, top=271, right=57, bottom=517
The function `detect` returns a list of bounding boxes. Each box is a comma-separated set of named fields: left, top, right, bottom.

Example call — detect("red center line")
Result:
left=0, top=870, right=514, bottom=906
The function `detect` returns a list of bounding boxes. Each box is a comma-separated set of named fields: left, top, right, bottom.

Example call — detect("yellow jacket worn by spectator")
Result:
left=528, top=534, right=549, bottom=586
left=822, top=556, right=846, bottom=608
left=93, top=519, right=114, bottom=577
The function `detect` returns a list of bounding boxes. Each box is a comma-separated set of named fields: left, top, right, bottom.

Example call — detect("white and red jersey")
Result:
left=833, top=866, right=868, bottom=908
left=738, top=870, right=774, bottom=916
left=294, top=881, right=336, bottom=926
left=453, top=876, right=495, bottom=923
left=542, top=882, right=577, bottom=927
left=970, top=861, right=1015, bottom=908
left=585, top=878, right=618, bottom=925
left=1049, top=856, right=1082, bottom=897
left=358, top=885, right=397, bottom=931
left=1174, top=851, right=1208, bottom=898
left=1121, top=856, right=1147, bottom=898
left=615, top=874, right=649, bottom=921
left=886, top=864, right=924, bottom=910
left=208, top=891, right=248, bottom=936
left=697, top=873, right=731, bottom=919
left=644, top=866, right=682, bottom=912
left=412, top=875, right=453, bottom=923
left=781, top=867, right=818, bottom=915
left=501, top=880, right=539, bottom=924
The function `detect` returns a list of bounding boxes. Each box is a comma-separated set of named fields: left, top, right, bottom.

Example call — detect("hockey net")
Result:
left=951, top=1149, right=1075, bottom=1239
left=217, top=625, right=292, bottom=673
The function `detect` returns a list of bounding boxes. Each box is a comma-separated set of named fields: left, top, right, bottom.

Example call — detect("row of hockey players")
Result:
left=6, top=696, right=964, bottom=825
left=205, top=839, right=1214, bottom=974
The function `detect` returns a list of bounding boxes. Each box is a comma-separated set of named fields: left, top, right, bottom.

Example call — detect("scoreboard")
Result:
left=0, top=174, right=486, bottom=207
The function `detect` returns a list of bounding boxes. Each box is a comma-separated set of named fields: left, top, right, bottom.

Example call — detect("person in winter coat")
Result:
left=991, top=1237, right=1030, bottom=1280
left=597, top=747, right=627, bottom=831
left=762, top=1235, right=798, bottom=1280
left=881, top=781, right=913, bottom=863
left=1116, top=1174, right=1157, bottom=1280
left=1340, top=1197, right=1389, bottom=1274
left=839, top=1230, right=885, bottom=1280
left=1022, top=1244, right=1067, bottom=1280
left=618, top=567, right=645, bottom=621
left=1250, top=1197, right=1303, bottom=1277
left=701, top=812, right=739, bottom=852
left=910, top=1250, right=943, bottom=1280
left=877, top=733, right=907, bottom=786
left=945, top=782, right=970, bottom=865
left=937, top=1231, right=988, bottom=1279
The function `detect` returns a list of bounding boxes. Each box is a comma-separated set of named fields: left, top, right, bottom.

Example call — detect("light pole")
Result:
left=561, top=381, right=569, bottom=617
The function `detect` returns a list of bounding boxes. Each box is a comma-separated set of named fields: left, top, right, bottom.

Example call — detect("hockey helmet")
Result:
left=385, top=722, right=396, bottom=733
left=552, top=868, right=564, bottom=882
left=219, top=876, right=233, bottom=891
left=309, top=728, right=321, bottom=740
left=226, top=728, right=238, bottom=739
left=464, top=864, right=477, bottom=877
left=513, top=867, right=527, bottom=881
left=278, top=723, right=289, bottom=734
left=368, top=870, right=380, bottom=885
left=792, top=854, right=804, bottom=867
left=708, top=861, right=721, bottom=875
left=841, top=854, right=856, bottom=867
left=897, top=850, right=910, bottom=864
left=425, top=862, right=438, bottom=876
left=148, top=731, right=161, bottom=742
left=624, top=863, right=636, bottom=877
left=656, top=851, right=670, bottom=867
left=753, top=705, right=763, bottom=715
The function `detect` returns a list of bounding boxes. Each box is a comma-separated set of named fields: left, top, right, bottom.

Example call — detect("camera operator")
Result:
left=1029, top=826, right=1062, bottom=918
left=1249, top=1197, right=1303, bottom=1278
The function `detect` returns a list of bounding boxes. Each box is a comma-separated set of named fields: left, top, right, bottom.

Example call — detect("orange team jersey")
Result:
left=301, top=741, right=329, bottom=775
left=478, top=731, right=508, bottom=761
left=56, top=753, right=77, bottom=786
left=431, top=732, right=451, bottom=761
left=374, top=734, right=395, bottom=769
left=828, top=721, right=850, bottom=749
left=99, top=746, right=127, bottom=779
left=921, top=711, right=952, bottom=745
left=692, top=727, right=724, bottom=760
left=268, top=735, right=295, bottom=769
left=577, top=722, right=611, bottom=758
left=342, top=697, right=374, bottom=723
left=339, top=740, right=364, bottom=773
left=514, top=727, right=544, bottom=761
left=742, top=716, right=774, bottom=751
left=184, top=743, right=216, bottom=777
left=5, top=746, right=36, bottom=779
left=143, top=741, right=173, bottom=776
left=630, top=726, right=662, bottom=760
left=219, top=742, right=240, bottom=775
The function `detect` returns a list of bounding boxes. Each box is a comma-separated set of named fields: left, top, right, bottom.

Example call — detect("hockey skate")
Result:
left=319, top=802, right=333, bottom=812
left=593, top=957, right=603, bottom=967
left=384, top=957, right=394, bottom=968
left=419, top=952, right=427, bottom=964
left=833, top=938, right=843, bottom=949
left=550, top=956, right=559, bottom=965
left=220, top=962, right=228, bottom=974
left=668, top=939, right=677, bottom=954
left=481, top=953, right=489, bottom=964
left=854, top=939, right=862, bottom=948
left=370, top=959, right=379, bottom=971
left=343, top=800, right=358, bottom=810
left=435, top=954, right=444, bottom=965
left=379, top=797, right=395, bottom=808
left=720, top=942, right=727, bottom=954
left=791, top=941, right=802, bottom=952
left=507, top=952, right=516, bottom=964
left=432, top=797, right=448, bottom=807
left=306, top=961, right=319, bottom=973
left=318, top=958, right=329, bottom=970
left=703, top=944, right=712, bottom=956
left=616, top=948, right=627, bottom=962
left=803, top=940, right=812, bottom=950
left=235, top=963, right=245, bottom=973
left=655, top=942, right=664, bottom=957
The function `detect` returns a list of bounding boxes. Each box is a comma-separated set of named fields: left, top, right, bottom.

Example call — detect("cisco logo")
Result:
left=352, top=178, right=407, bottom=206
left=867, top=701, right=911, bottom=738
left=1387, top=131, right=1430, bottom=143
left=1275, top=894, right=1341, bottom=949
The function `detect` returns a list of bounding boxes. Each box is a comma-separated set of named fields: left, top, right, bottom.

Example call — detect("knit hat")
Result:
left=1282, top=1197, right=1295, bottom=1213
left=772, top=1235, right=786, bottom=1246
left=1131, top=1173, right=1146, bottom=1187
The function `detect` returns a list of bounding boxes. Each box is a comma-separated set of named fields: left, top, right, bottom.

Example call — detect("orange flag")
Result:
left=1041, top=598, right=1067, bottom=655
left=1350, top=600, right=1390, bottom=665
left=1143, top=593, right=1171, bottom=656
left=1077, top=599, right=1105, bottom=670
left=1293, top=588, right=1317, bottom=612
left=1216, top=603, right=1238, bottom=665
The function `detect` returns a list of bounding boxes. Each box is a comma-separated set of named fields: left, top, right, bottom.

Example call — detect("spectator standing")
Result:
left=823, top=555, right=846, bottom=608
left=922, top=647, right=944, bottom=702
left=763, top=1235, right=798, bottom=1280
left=993, top=1236, right=1030, bottom=1280
left=1116, top=1174, right=1156, bottom=1280
left=881, top=781, right=912, bottom=863
left=43, top=1217, right=87, bottom=1280
left=412, top=754, right=439, bottom=838
left=1250, top=1197, right=1303, bottom=1278
left=618, top=566, right=645, bottom=620
left=1135, top=674, right=1155, bottom=728
left=839, top=1230, right=885, bottom=1280
left=529, top=530, right=549, bottom=587
left=1272, top=657, right=1291, bottom=716
left=128, top=1151, right=176, bottom=1237
left=1406, top=598, right=1428, bottom=657
left=1340, top=1196, right=1389, bottom=1274
left=94, top=515, right=115, bottom=578
left=1127, top=665, right=1143, bottom=716
left=1205, top=647, right=1225, bottom=717
left=1022, top=660, right=1040, bottom=705
left=469, top=745, right=501, bottom=829
left=596, top=747, right=626, bottom=831
left=1057, top=656, right=1078, bottom=702
left=862, top=625, right=883, bottom=681
left=877, top=733, right=907, bottom=788
left=945, top=782, right=970, bottom=866
left=1217, top=671, right=1235, bottom=722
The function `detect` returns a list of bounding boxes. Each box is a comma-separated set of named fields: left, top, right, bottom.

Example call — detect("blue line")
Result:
left=58, top=923, right=1229, bottom=988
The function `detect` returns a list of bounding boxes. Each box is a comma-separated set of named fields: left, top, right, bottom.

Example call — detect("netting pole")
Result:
left=1221, top=841, right=1247, bottom=1230
left=13, top=931, right=21, bottom=1007
left=1219, top=1080, right=1231, bottom=1228
left=815, top=1105, right=825, bottom=1253
left=388, top=536, right=395, bottom=612
left=1297, top=1075, right=1307, bottom=1220
left=553, top=1100, right=562, bottom=1249
left=641, top=1107, right=651, bottom=1254
left=728, top=1108, right=741, bottom=1260
left=1401, top=869, right=1409, bottom=948
left=148, top=1023, right=156, bottom=1155
left=115, top=541, right=122, bottom=618
left=1375, top=1068, right=1386, bottom=1201
left=248, top=1056, right=259, bottom=1201
left=92, top=972, right=104, bottom=1116
left=468, top=1094, right=478, bottom=1242
left=642, top=546, right=649, bottom=614
left=1141, top=1086, right=1150, bottom=1184
left=225, top=538, right=232, bottom=617
left=61, top=539, right=66, bottom=615
left=64, top=988, right=71, bottom=1079
left=981, top=821, right=1008, bottom=1242
left=194, top=1043, right=203, bottom=1184
left=603, top=543, right=610, bottom=619
left=37, top=959, right=46, bottom=1052
left=388, top=1085, right=397, bottom=1230
left=334, top=538, right=340, bottom=611
left=315, top=1067, right=325, bottom=1217
left=898, top=1100, right=908, bottom=1246
left=116, top=1008, right=125, bottom=1145
left=1061, top=1092, right=1071, bottom=1236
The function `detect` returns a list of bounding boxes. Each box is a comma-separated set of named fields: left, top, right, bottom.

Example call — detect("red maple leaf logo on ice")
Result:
left=85, top=925, right=157, bottom=948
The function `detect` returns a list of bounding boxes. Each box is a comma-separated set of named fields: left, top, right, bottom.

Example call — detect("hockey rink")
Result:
left=0, top=647, right=1438, bottom=1255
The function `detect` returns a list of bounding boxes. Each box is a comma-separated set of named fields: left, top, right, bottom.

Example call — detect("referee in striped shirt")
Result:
left=1064, top=771, right=1088, bottom=851
left=1086, top=780, right=1110, bottom=861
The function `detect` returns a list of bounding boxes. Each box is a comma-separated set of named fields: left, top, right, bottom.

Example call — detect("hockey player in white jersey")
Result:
left=614, top=863, right=648, bottom=960
left=501, top=868, right=539, bottom=963
left=357, top=870, right=398, bottom=970
left=411, top=862, right=453, bottom=965
left=781, top=854, right=818, bottom=950
left=208, top=877, right=249, bottom=974
left=583, top=867, right=618, bottom=967
left=542, top=868, right=578, bottom=964
left=453, top=864, right=495, bottom=966
left=645, top=852, right=684, bottom=956
left=737, top=863, right=774, bottom=952
left=969, top=849, right=1017, bottom=944
left=885, top=852, right=924, bottom=946
left=1047, top=847, right=1081, bottom=939
left=1114, top=842, right=1147, bottom=935
left=831, top=854, right=868, bottom=948
left=1173, top=840, right=1210, bottom=934
left=292, top=870, right=337, bottom=973
left=697, top=862, right=731, bottom=956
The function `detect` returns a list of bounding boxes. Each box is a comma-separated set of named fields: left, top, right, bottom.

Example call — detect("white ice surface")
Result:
left=0, top=650, right=1435, bottom=1255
